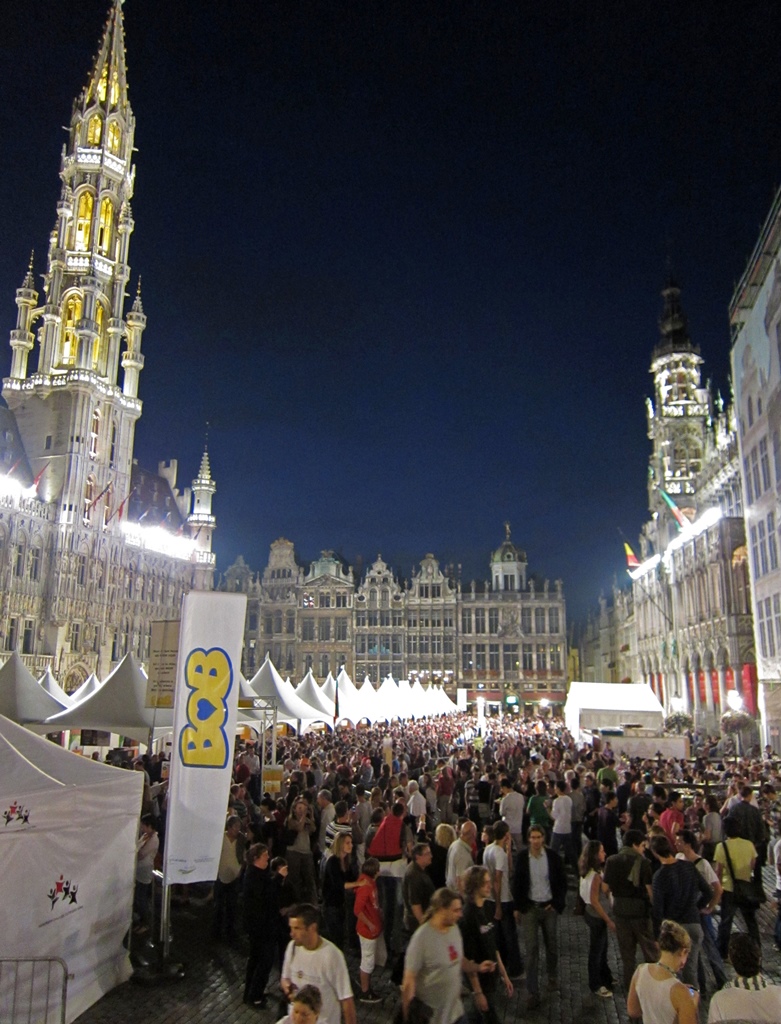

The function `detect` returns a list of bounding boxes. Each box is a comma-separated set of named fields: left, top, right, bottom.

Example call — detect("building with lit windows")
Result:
left=0, top=2, right=214, bottom=689
left=223, top=525, right=568, bottom=711
left=582, top=282, right=755, bottom=735
left=730, top=186, right=781, bottom=749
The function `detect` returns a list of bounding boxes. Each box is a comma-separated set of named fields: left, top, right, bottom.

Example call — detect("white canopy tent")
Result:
left=0, top=714, right=142, bottom=1023
left=38, top=666, right=74, bottom=708
left=333, top=668, right=368, bottom=724
left=565, top=682, right=665, bottom=738
left=321, top=672, right=337, bottom=704
left=68, top=671, right=102, bottom=706
left=247, top=656, right=323, bottom=728
left=375, top=675, right=402, bottom=721
left=0, top=651, right=67, bottom=727
left=358, top=676, right=382, bottom=723
left=296, top=670, right=335, bottom=724
left=45, top=653, right=172, bottom=743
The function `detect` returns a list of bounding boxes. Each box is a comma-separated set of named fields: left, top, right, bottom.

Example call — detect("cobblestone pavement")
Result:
left=76, top=867, right=781, bottom=1024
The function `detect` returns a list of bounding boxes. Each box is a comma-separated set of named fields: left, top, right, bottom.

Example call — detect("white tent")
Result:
left=564, top=682, right=665, bottom=737
left=296, top=670, right=336, bottom=723
left=0, top=651, right=67, bottom=726
left=0, top=714, right=143, bottom=1023
left=334, top=668, right=368, bottom=724
left=409, top=678, right=428, bottom=718
left=45, top=653, right=172, bottom=742
left=38, top=666, right=74, bottom=708
left=68, top=671, right=102, bottom=705
left=376, top=675, right=401, bottom=721
left=358, top=676, right=381, bottom=723
left=321, top=672, right=337, bottom=704
left=248, top=656, right=322, bottom=727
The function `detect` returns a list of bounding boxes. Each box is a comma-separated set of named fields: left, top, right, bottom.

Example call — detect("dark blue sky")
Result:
left=2, top=1, right=781, bottom=624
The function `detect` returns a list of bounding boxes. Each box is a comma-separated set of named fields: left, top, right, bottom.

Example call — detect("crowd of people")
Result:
left=131, top=711, right=781, bottom=1024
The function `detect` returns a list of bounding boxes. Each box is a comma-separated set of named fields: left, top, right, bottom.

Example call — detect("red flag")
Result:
left=32, top=462, right=50, bottom=487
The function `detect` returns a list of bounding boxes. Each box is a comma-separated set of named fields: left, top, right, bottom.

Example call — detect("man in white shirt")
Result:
left=483, top=821, right=523, bottom=978
left=708, top=933, right=781, bottom=1022
left=282, top=903, right=356, bottom=1024
left=550, top=780, right=577, bottom=874
left=446, top=820, right=476, bottom=890
left=407, top=780, right=427, bottom=825
left=499, top=778, right=524, bottom=853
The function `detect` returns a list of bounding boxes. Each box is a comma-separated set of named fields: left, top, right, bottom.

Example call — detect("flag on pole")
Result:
left=32, top=462, right=50, bottom=487
left=5, top=458, right=22, bottom=477
left=107, top=486, right=136, bottom=524
left=86, top=479, right=112, bottom=513
left=333, top=675, right=339, bottom=728
left=624, top=542, right=639, bottom=571
left=659, top=488, right=688, bottom=530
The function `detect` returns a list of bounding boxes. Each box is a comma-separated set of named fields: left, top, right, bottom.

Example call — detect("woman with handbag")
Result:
left=578, top=840, right=614, bottom=999
left=713, top=816, right=762, bottom=956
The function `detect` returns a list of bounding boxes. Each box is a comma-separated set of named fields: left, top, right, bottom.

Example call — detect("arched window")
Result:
left=97, top=198, right=113, bottom=256
left=74, top=192, right=93, bottom=251
left=92, top=302, right=108, bottom=373
left=60, top=293, right=82, bottom=366
left=109, top=420, right=118, bottom=466
left=97, top=66, right=119, bottom=106
left=87, top=114, right=103, bottom=146
left=107, top=121, right=121, bottom=154
left=89, top=409, right=100, bottom=459
left=83, top=475, right=96, bottom=525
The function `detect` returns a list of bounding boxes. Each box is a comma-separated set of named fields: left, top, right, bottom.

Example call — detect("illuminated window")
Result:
left=97, top=198, right=113, bottom=256
left=92, top=302, right=108, bottom=373
left=89, top=410, right=100, bottom=459
left=87, top=115, right=103, bottom=145
left=109, top=421, right=117, bottom=465
left=97, top=66, right=119, bottom=106
left=60, top=294, right=82, bottom=366
left=107, top=121, right=121, bottom=154
left=83, top=477, right=96, bottom=525
left=74, top=192, right=93, bottom=251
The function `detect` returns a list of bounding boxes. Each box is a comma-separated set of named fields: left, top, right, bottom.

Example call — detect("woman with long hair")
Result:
left=321, top=832, right=359, bottom=950
left=284, top=797, right=317, bottom=903
left=429, top=822, right=457, bottom=889
left=578, top=840, right=614, bottom=999
left=459, top=866, right=513, bottom=1024
left=627, top=920, right=698, bottom=1024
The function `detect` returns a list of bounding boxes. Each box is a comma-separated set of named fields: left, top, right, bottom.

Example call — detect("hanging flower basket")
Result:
left=664, top=711, right=693, bottom=733
left=720, top=709, right=754, bottom=734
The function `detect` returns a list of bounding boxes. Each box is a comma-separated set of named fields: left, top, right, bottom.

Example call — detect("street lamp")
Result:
left=670, top=696, right=685, bottom=713
left=726, top=690, right=743, bottom=712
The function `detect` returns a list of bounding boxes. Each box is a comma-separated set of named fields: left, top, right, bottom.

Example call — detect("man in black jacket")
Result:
left=512, top=825, right=567, bottom=1010
left=650, top=834, right=710, bottom=989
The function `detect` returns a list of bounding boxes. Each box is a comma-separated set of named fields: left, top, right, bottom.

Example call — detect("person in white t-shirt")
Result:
left=707, top=933, right=781, bottom=1023
left=281, top=904, right=356, bottom=1024
left=499, top=779, right=524, bottom=853
left=550, top=780, right=577, bottom=874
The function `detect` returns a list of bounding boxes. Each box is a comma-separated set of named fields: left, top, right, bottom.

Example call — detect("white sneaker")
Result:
left=595, top=986, right=613, bottom=998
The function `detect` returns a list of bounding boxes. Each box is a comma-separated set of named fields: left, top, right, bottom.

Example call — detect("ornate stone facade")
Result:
left=0, top=2, right=214, bottom=689
left=222, top=526, right=568, bottom=710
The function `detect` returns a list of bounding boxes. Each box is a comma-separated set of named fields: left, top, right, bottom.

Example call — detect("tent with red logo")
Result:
left=0, top=713, right=142, bottom=1023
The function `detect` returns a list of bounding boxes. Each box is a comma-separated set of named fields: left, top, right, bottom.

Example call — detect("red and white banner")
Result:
left=163, top=591, right=246, bottom=884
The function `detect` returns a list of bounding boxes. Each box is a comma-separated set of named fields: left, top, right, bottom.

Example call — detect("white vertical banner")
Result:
left=163, top=591, right=247, bottom=884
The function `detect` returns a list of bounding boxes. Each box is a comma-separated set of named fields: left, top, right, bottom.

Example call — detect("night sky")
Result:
left=2, top=1, right=781, bottom=626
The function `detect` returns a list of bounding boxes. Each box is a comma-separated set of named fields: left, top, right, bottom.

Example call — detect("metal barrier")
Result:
left=0, top=958, right=68, bottom=1024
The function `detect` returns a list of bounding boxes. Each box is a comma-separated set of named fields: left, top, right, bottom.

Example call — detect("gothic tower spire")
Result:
left=189, top=445, right=217, bottom=591
left=3, top=0, right=141, bottom=527
left=646, top=279, right=711, bottom=532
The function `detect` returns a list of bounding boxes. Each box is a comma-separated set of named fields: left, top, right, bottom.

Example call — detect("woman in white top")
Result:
left=578, top=840, right=614, bottom=998
left=628, top=919, right=698, bottom=1024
